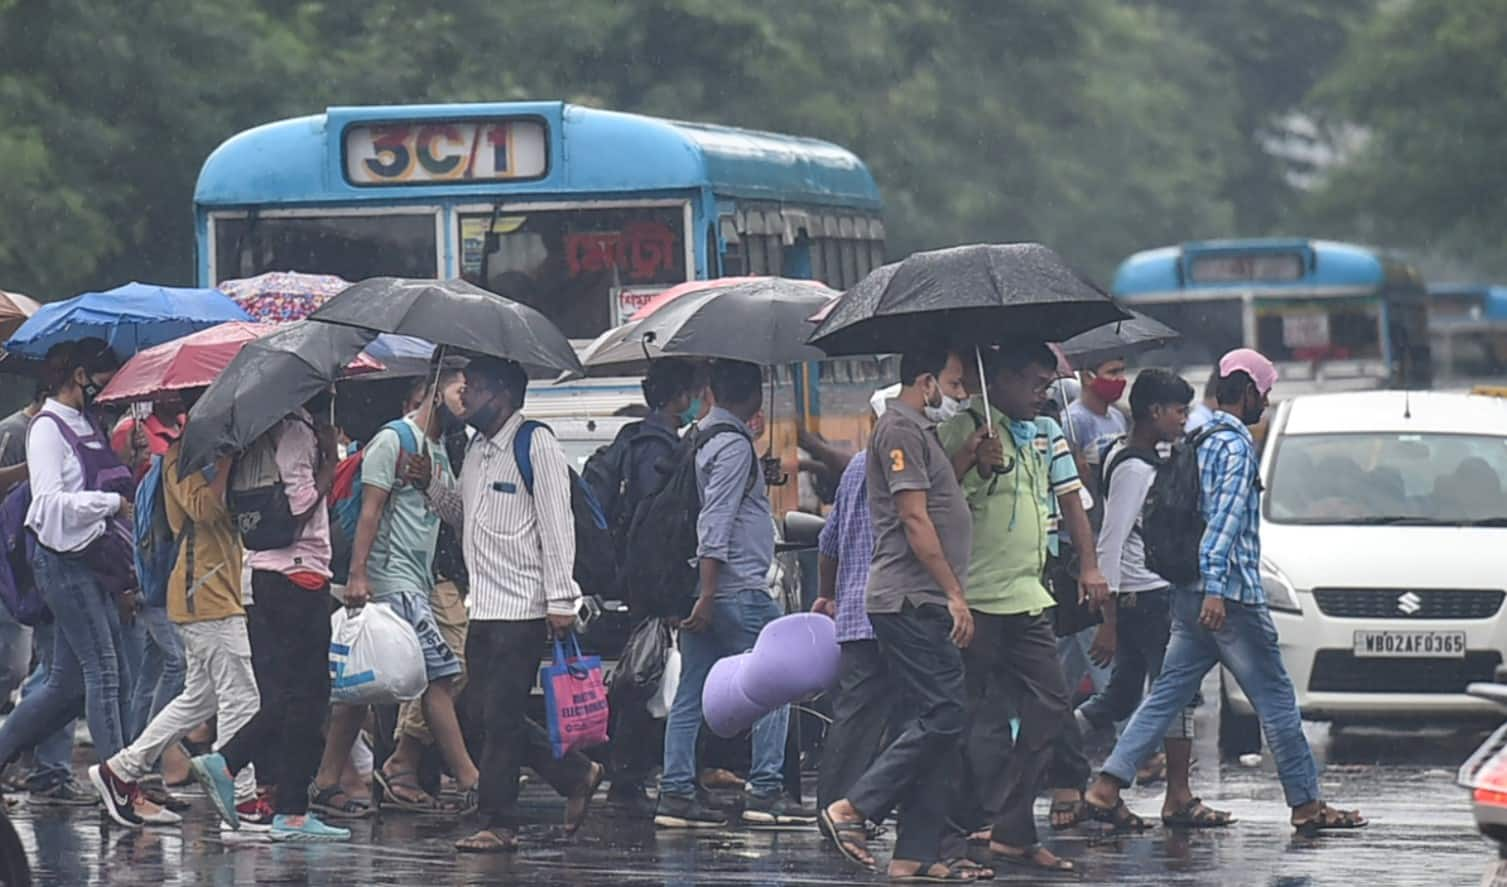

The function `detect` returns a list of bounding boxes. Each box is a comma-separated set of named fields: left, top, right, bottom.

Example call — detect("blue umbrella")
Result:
left=3, top=282, right=251, bottom=359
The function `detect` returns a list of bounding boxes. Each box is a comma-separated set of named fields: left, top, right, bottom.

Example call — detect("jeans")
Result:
left=20, top=624, right=75, bottom=788
left=122, top=605, right=187, bottom=743
left=816, top=639, right=899, bottom=812
left=219, top=572, right=331, bottom=815
left=0, top=607, right=30, bottom=703
left=110, top=617, right=259, bottom=801
left=1103, top=588, right=1320, bottom=808
left=465, top=619, right=594, bottom=829
left=661, top=589, right=788, bottom=798
left=846, top=603, right=966, bottom=863
left=0, top=548, right=128, bottom=767
left=1079, top=589, right=1196, bottom=739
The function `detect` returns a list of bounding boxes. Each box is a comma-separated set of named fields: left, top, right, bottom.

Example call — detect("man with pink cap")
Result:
left=1081, top=348, right=1368, bottom=836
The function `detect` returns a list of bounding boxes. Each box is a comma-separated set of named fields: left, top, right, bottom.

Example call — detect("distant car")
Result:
left=1224, top=390, right=1507, bottom=726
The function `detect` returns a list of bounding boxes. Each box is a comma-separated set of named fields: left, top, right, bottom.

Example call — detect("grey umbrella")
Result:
left=178, top=321, right=376, bottom=476
left=1057, top=310, right=1181, bottom=369
left=309, top=277, right=583, bottom=378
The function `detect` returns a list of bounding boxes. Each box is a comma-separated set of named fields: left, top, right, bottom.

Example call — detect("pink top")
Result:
left=245, top=410, right=332, bottom=581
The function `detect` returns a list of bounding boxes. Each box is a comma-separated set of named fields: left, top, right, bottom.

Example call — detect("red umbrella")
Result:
left=97, top=321, right=382, bottom=404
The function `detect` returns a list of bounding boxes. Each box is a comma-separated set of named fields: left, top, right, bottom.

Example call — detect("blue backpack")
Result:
left=0, top=483, right=46, bottom=625
left=133, top=455, right=178, bottom=609
left=329, top=419, right=420, bottom=584
left=513, top=420, right=614, bottom=598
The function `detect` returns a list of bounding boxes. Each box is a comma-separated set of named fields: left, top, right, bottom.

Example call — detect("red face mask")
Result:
left=1088, top=375, right=1126, bottom=404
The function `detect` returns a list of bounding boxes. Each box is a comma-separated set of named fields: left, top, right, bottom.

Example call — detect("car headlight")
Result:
left=1260, top=558, right=1302, bottom=614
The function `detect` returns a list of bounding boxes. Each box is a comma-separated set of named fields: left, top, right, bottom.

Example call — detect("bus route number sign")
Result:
left=344, top=119, right=548, bottom=185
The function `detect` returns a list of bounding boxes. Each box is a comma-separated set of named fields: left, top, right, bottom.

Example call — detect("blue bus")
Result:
left=194, top=102, right=885, bottom=336
left=1428, top=284, right=1507, bottom=379
left=1112, top=238, right=1432, bottom=389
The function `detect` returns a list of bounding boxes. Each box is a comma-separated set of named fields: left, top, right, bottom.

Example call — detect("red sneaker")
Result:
left=234, top=795, right=276, bottom=833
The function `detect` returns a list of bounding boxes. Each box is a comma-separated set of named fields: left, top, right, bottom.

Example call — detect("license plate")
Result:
left=1480, top=857, right=1507, bottom=887
left=1353, top=630, right=1466, bottom=658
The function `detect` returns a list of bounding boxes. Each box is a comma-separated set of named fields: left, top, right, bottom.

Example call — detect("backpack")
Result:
left=329, top=419, right=421, bottom=585
left=227, top=419, right=307, bottom=552
left=1099, top=437, right=1160, bottom=502
left=513, top=420, right=615, bottom=599
left=1141, top=425, right=1237, bottom=586
left=580, top=420, right=679, bottom=563
left=0, top=483, right=45, bottom=625
left=618, top=423, right=756, bottom=618
left=133, top=455, right=180, bottom=609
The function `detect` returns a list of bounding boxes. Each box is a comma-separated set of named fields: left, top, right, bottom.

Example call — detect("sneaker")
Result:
left=29, top=777, right=101, bottom=807
left=136, top=802, right=183, bottom=826
left=269, top=813, right=351, bottom=843
left=235, top=796, right=276, bottom=834
left=86, top=763, right=143, bottom=828
left=654, top=793, right=728, bottom=829
left=740, top=789, right=817, bottom=826
left=188, top=753, right=239, bottom=830
left=606, top=782, right=657, bottom=819
left=138, top=775, right=192, bottom=813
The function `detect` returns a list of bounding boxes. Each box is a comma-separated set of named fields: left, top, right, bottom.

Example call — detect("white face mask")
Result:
left=925, top=393, right=964, bottom=423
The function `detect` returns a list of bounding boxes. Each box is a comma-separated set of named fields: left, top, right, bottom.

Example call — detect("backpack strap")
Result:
left=514, top=419, right=552, bottom=497
left=1101, top=441, right=1159, bottom=499
left=692, top=422, right=759, bottom=494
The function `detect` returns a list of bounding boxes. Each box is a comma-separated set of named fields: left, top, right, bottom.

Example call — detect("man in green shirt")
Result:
left=938, top=342, right=1109, bottom=875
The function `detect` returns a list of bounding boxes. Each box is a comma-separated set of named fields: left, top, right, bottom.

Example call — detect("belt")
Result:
left=1119, top=587, right=1171, bottom=609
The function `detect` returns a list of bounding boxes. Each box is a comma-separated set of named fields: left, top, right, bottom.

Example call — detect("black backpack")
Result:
left=619, top=423, right=756, bottom=618
left=1099, top=437, right=1161, bottom=502
left=513, top=421, right=615, bottom=600
left=580, top=420, right=679, bottom=563
left=227, top=418, right=311, bottom=551
left=1141, top=425, right=1237, bottom=586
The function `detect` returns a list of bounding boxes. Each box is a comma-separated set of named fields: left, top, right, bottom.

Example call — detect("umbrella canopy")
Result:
left=582, top=277, right=836, bottom=373
left=97, top=321, right=383, bottom=405
left=1056, top=310, right=1181, bottom=370
left=808, top=243, right=1129, bottom=356
left=0, top=291, right=40, bottom=340
left=309, top=277, right=582, bottom=378
left=217, top=272, right=350, bottom=323
left=4, top=282, right=250, bottom=359
left=353, top=334, right=440, bottom=381
left=178, top=322, right=377, bottom=476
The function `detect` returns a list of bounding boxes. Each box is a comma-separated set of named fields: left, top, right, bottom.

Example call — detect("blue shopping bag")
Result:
left=539, top=633, right=611, bottom=759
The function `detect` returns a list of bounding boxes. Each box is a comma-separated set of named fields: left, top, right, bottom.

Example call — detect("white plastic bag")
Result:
left=647, top=641, right=681, bottom=719
left=328, top=602, right=426, bottom=705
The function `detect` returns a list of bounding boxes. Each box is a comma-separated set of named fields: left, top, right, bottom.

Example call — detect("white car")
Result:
left=1224, top=390, right=1507, bottom=726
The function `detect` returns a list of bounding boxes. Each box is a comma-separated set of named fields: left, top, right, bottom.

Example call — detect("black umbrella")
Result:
left=808, top=242, right=1130, bottom=356
left=308, top=277, right=582, bottom=378
left=178, top=321, right=376, bottom=476
left=1057, top=310, right=1181, bottom=369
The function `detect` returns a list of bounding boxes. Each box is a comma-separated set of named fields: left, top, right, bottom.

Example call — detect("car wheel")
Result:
left=1219, top=676, right=1263, bottom=761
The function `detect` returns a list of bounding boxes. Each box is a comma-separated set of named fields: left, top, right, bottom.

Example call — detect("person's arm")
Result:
left=796, top=426, right=854, bottom=480
left=28, top=418, right=125, bottom=529
left=0, top=462, right=26, bottom=493
left=345, top=430, right=403, bottom=607
left=813, top=483, right=844, bottom=617
left=894, top=489, right=973, bottom=647
left=529, top=433, right=583, bottom=619
left=274, top=419, right=324, bottom=522
left=1095, top=464, right=1145, bottom=597
left=684, top=436, right=752, bottom=632
left=175, top=454, right=233, bottom=523
left=1199, top=437, right=1256, bottom=602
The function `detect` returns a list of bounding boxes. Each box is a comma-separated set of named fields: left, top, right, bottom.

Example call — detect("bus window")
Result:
left=458, top=206, right=687, bottom=339
left=212, top=214, right=439, bottom=282
left=1254, top=301, right=1382, bottom=363
left=1135, top=297, right=1245, bottom=366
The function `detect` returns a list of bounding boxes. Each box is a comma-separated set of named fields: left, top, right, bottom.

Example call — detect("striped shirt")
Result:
left=426, top=411, right=581, bottom=621
left=817, top=451, right=875, bottom=643
left=1196, top=410, right=1264, bottom=605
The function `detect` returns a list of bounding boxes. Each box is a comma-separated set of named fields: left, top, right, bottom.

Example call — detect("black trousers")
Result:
left=466, top=619, right=593, bottom=830
left=608, top=683, right=661, bottom=791
left=221, top=571, right=331, bottom=816
left=817, top=639, right=898, bottom=812
left=847, top=603, right=966, bottom=863
left=960, top=610, right=1080, bottom=848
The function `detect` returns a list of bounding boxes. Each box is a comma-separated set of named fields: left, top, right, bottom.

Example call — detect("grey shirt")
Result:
left=0, top=409, right=28, bottom=470
left=865, top=398, right=972, bottom=614
left=694, top=407, right=774, bottom=596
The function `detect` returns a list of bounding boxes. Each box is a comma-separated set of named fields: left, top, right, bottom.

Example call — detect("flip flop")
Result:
left=820, top=808, right=876, bottom=871
left=1049, top=797, right=1088, bottom=831
left=1162, top=796, right=1235, bottom=829
left=890, top=858, right=986, bottom=882
left=375, top=769, right=458, bottom=815
left=564, top=763, right=606, bottom=834
left=991, top=844, right=1076, bottom=874
left=455, top=828, right=518, bottom=854
left=309, top=784, right=375, bottom=820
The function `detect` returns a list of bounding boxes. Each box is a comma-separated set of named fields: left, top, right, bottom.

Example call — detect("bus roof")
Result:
left=1429, top=283, right=1507, bottom=320
left=1112, top=238, right=1414, bottom=297
left=194, top=102, right=881, bottom=209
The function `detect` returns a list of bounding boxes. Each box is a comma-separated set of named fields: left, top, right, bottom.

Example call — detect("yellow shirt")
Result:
left=163, top=443, right=244, bottom=624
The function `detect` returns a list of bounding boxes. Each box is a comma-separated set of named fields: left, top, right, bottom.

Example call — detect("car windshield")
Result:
left=1267, top=432, right=1507, bottom=525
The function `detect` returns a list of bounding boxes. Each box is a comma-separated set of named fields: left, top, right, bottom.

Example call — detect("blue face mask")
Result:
left=1005, top=417, right=1037, bottom=449
left=678, top=397, right=703, bottom=428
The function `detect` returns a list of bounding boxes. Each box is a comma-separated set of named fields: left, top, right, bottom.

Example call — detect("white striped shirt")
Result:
left=425, top=412, right=581, bottom=621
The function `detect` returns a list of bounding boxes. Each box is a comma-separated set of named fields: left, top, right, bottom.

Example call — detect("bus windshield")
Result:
left=1134, top=297, right=1244, bottom=366
left=1253, top=299, right=1382, bottom=362
left=213, top=214, right=439, bottom=282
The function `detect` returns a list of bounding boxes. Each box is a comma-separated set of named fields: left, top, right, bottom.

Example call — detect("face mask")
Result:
left=677, top=396, right=703, bottom=428
left=1088, top=375, right=1127, bottom=404
left=925, top=394, right=963, bottom=424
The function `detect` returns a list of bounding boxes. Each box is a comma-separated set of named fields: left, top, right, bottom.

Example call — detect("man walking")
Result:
left=1076, top=369, right=1232, bottom=828
left=820, top=348, right=990, bottom=882
left=654, top=360, right=811, bottom=829
left=1084, top=349, right=1366, bottom=835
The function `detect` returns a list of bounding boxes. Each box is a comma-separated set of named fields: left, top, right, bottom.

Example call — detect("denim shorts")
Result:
left=374, top=586, right=462, bottom=683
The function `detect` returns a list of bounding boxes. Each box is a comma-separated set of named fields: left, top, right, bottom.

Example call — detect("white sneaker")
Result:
left=1238, top=753, right=1263, bottom=769
left=137, top=804, right=182, bottom=826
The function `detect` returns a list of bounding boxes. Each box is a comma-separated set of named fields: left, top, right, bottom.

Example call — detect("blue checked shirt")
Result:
left=1196, top=410, right=1264, bottom=604
left=817, top=451, right=876, bottom=643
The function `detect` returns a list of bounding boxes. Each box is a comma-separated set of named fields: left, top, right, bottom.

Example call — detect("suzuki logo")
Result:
left=1397, top=592, right=1423, bottom=616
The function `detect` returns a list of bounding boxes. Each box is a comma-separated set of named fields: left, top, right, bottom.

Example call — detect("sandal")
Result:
left=1162, top=797, right=1235, bottom=829
left=820, top=808, right=876, bottom=871
left=1292, top=803, right=1367, bottom=836
left=890, top=858, right=984, bottom=882
left=455, top=828, right=518, bottom=853
left=1136, top=752, right=1168, bottom=786
left=375, top=769, right=458, bottom=815
left=564, top=762, right=606, bottom=834
left=309, top=784, right=374, bottom=820
left=991, top=844, right=1075, bottom=874
left=1049, top=797, right=1088, bottom=831
left=1084, top=797, right=1155, bottom=832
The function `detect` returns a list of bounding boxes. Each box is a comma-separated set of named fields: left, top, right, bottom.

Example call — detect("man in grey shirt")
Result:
left=821, top=347, right=989, bottom=882
left=655, top=360, right=813, bottom=830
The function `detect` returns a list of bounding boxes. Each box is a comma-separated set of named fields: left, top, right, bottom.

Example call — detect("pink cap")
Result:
left=1218, top=348, right=1278, bottom=394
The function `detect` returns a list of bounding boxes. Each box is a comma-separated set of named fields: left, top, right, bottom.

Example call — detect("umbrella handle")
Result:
left=974, top=346, right=995, bottom=439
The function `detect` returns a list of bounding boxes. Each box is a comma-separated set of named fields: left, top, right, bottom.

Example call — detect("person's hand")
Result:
left=1089, top=623, right=1117, bottom=667
left=947, top=597, right=975, bottom=648
left=116, top=591, right=140, bottom=626
left=1199, top=595, right=1227, bottom=632
left=681, top=596, right=715, bottom=633
left=1078, top=566, right=1111, bottom=609
left=130, top=421, right=149, bottom=456
left=811, top=596, right=837, bottom=619
left=399, top=450, right=433, bottom=491
left=343, top=574, right=370, bottom=609
left=116, top=495, right=134, bottom=524
left=547, top=612, right=577, bottom=638
left=974, top=433, right=1006, bottom=472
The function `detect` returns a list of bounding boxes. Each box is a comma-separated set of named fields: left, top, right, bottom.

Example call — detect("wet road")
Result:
left=5, top=715, right=1497, bottom=885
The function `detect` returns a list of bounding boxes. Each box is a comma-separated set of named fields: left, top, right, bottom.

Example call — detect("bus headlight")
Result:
left=1260, top=558, right=1303, bottom=614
